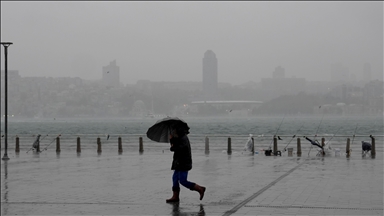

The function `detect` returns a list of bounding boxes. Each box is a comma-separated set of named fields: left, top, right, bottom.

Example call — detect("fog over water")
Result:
left=1, top=2, right=383, bottom=85
left=0, top=2, right=383, bottom=119
left=7, top=116, right=383, bottom=136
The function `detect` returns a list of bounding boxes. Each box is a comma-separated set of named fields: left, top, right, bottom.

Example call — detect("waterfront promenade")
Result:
left=1, top=148, right=383, bottom=216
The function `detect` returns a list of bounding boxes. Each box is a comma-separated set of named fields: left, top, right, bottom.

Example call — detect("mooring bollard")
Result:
left=320, top=137, right=326, bottom=156
left=15, top=136, right=20, bottom=153
left=227, top=137, right=232, bottom=155
left=77, top=137, right=81, bottom=153
left=205, top=136, right=209, bottom=154
left=371, top=136, right=376, bottom=157
left=139, top=137, right=143, bottom=153
left=273, top=137, right=278, bottom=154
left=346, top=138, right=350, bottom=157
left=118, top=136, right=123, bottom=154
left=97, top=137, right=101, bottom=153
left=56, top=136, right=61, bottom=153
left=297, top=138, right=301, bottom=156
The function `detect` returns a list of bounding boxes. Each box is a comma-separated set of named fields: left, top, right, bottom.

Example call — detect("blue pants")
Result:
left=172, top=170, right=195, bottom=191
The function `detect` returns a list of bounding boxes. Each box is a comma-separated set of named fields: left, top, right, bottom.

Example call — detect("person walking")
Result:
left=32, top=134, right=41, bottom=152
left=166, top=127, right=206, bottom=203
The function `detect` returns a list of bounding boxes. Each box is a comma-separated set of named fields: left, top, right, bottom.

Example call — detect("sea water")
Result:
left=1, top=115, right=383, bottom=153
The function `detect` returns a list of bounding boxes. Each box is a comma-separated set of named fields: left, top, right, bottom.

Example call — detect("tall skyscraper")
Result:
left=202, top=50, right=218, bottom=100
left=102, top=60, right=120, bottom=87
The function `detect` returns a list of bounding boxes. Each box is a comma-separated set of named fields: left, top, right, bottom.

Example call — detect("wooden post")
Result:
left=227, top=137, right=232, bottom=155
left=297, top=138, right=302, bottom=156
left=118, top=136, right=123, bottom=154
left=56, top=136, right=61, bottom=153
left=77, top=137, right=81, bottom=153
left=97, top=137, right=101, bottom=153
left=273, top=137, right=278, bottom=154
left=346, top=138, right=350, bottom=158
left=371, top=136, right=376, bottom=157
left=139, top=137, right=143, bottom=153
left=321, top=137, right=326, bottom=156
left=205, top=136, right=209, bottom=155
left=15, top=136, right=20, bottom=153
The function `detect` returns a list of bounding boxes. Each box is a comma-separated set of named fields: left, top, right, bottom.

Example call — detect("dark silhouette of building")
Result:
left=202, top=50, right=218, bottom=100
left=102, top=60, right=120, bottom=87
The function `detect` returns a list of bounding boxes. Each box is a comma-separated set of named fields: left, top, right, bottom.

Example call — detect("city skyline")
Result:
left=1, top=2, right=382, bottom=85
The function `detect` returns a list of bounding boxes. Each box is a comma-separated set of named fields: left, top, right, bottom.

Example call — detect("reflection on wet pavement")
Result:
left=170, top=203, right=205, bottom=216
left=1, top=151, right=383, bottom=215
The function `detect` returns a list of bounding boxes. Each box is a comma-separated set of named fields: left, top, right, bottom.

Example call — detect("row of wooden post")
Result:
left=13, top=135, right=376, bottom=157
left=206, top=136, right=376, bottom=157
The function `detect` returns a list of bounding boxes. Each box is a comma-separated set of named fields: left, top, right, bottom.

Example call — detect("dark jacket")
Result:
left=170, top=135, right=192, bottom=171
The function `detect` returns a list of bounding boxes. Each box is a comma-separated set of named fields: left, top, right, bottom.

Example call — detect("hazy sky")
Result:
left=1, top=1, right=383, bottom=85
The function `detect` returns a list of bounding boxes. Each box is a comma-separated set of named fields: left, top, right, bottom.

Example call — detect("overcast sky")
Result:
left=1, top=1, right=383, bottom=85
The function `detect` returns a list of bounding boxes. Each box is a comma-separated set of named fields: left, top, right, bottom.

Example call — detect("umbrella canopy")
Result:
left=362, top=141, right=371, bottom=151
left=146, top=116, right=190, bottom=143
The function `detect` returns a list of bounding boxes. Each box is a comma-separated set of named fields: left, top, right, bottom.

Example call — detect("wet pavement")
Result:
left=1, top=149, right=383, bottom=216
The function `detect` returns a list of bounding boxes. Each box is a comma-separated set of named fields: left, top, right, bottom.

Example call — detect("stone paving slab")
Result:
left=237, top=156, right=384, bottom=216
left=1, top=149, right=383, bottom=216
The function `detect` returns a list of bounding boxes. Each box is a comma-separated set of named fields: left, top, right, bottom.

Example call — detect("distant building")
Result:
left=261, top=66, right=306, bottom=100
left=1, top=70, right=22, bottom=115
left=102, top=60, right=120, bottom=87
left=129, top=100, right=148, bottom=117
left=135, top=80, right=152, bottom=93
left=1, top=69, right=21, bottom=81
left=363, top=63, right=372, bottom=84
left=202, top=50, right=218, bottom=100
left=152, top=81, right=202, bottom=92
left=362, top=80, right=383, bottom=115
left=330, top=63, right=349, bottom=83
left=273, top=66, right=285, bottom=79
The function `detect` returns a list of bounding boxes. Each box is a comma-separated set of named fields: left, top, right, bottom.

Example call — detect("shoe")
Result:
left=192, top=184, right=206, bottom=200
left=166, top=189, right=180, bottom=203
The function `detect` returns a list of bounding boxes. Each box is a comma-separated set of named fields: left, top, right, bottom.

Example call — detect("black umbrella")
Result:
left=146, top=116, right=190, bottom=143
left=362, top=141, right=371, bottom=151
